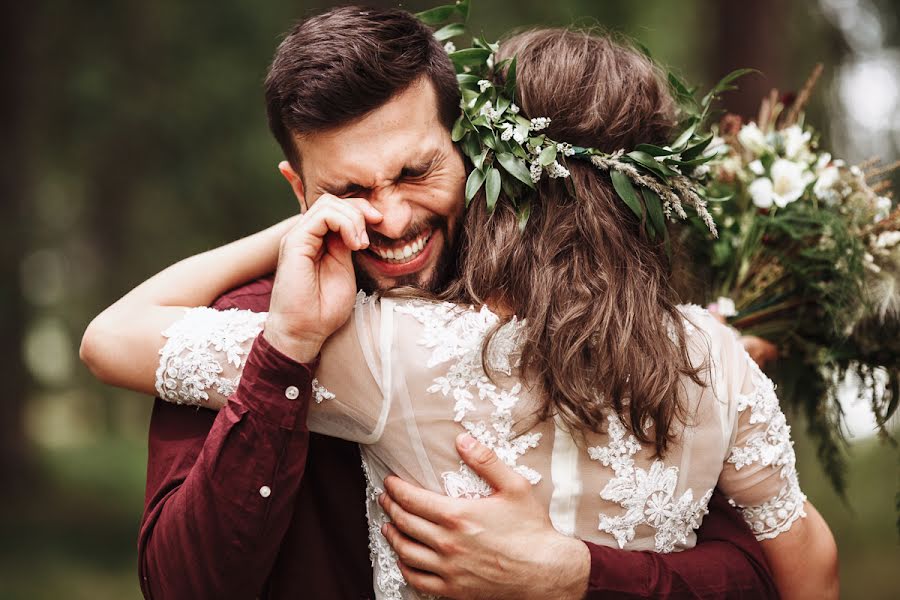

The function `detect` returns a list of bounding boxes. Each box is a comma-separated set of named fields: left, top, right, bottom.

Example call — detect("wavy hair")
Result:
left=429, top=28, right=709, bottom=455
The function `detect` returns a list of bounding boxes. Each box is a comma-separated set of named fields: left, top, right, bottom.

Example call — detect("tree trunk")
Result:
left=0, top=1, right=37, bottom=489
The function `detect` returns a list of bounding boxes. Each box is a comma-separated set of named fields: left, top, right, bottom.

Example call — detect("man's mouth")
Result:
left=368, top=229, right=433, bottom=264
left=360, top=228, right=437, bottom=277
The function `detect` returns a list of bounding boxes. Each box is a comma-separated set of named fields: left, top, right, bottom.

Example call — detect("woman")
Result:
left=81, top=28, right=838, bottom=599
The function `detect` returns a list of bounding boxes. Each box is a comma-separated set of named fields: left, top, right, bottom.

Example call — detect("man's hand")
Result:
left=379, top=433, right=590, bottom=600
left=264, top=194, right=382, bottom=362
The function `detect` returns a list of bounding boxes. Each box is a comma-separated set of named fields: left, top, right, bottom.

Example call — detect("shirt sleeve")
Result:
left=716, top=326, right=807, bottom=541
left=140, top=332, right=315, bottom=599
left=583, top=488, right=778, bottom=599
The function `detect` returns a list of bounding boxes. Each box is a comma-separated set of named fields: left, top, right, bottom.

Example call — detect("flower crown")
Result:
left=418, top=1, right=753, bottom=253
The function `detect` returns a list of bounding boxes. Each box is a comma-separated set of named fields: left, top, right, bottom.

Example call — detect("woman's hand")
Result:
left=264, top=194, right=382, bottom=363
left=706, top=304, right=779, bottom=369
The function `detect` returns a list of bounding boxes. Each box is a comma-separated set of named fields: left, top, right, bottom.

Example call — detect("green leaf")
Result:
left=449, top=48, right=492, bottom=68
left=457, top=73, right=480, bottom=86
left=465, top=168, right=486, bottom=203
left=670, top=124, right=696, bottom=150
left=457, top=0, right=471, bottom=21
left=641, top=188, right=667, bottom=241
left=702, top=68, right=757, bottom=106
left=504, top=56, right=517, bottom=99
left=626, top=151, right=679, bottom=178
left=451, top=116, right=467, bottom=142
left=462, top=132, right=481, bottom=158
left=495, top=95, right=510, bottom=116
left=538, top=145, right=558, bottom=166
left=517, top=197, right=532, bottom=231
left=485, top=167, right=501, bottom=210
left=434, top=23, right=466, bottom=41
left=470, top=114, right=491, bottom=128
left=635, top=41, right=653, bottom=59
left=680, top=134, right=714, bottom=161
left=610, top=170, right=643, bottom=219
left=634, top=143, right=677, bottom=157
left=416, top=5, right=458, bottom=26
left=481, top=131, right=497, bottom=150
left=473, top=149, right=488, bottom=170
left=496, top=152, right=535, bottom=188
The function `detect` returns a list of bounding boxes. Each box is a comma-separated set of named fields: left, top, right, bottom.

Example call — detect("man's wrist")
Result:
left=535, top=534, right=590, bottom=600
left=262, top=320, right=323, bottom=364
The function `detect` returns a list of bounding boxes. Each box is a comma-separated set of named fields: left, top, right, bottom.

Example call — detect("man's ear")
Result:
left=278, top=161, right=308, bottom=212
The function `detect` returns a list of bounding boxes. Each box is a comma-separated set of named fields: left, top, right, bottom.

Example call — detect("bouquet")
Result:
left=682, top=66, right=900, bottom=493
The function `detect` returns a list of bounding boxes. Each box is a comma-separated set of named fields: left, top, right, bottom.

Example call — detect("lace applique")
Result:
left=727, top=351, right=807, bottom=539
left=311, top=378, right=335, bottom=404
left=394, top=301, right=541, bottom=494
left=589, top=415, right=713, bottom=552
left=360, top=456, right=405, bottom=599
left=155, top=307, right=267, bottom=405
left=442, top=463, right=495, bottom=499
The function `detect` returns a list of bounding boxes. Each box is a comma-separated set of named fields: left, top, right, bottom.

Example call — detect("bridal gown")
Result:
left=156, top=294, right=806, bottom=600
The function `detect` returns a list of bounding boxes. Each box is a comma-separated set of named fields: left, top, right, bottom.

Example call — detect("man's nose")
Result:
left=367, top=186, right=414, bottom=240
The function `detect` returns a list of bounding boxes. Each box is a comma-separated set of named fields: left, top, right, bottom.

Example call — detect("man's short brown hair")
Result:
left=264, top=5, right=460, bottom=167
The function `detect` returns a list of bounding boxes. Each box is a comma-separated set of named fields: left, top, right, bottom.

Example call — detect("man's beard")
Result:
left=352, top=215, right=460, bottom=295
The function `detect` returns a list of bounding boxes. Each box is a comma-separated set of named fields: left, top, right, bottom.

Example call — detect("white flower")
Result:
left=815, top=152, right=832, bottom=171
left=780, top=125, right=812, bottom=161
left=546, top=161, right=570, bottom=179
left=812, top=165, right=841, bottom=205
left=443, top=41, right=456, bottom=53
left=874, top=196, right=893, bottom=222
left=748, top=160, right=765, bottom=175
left=529, top=162, right=543, bottom=183
left=529, top=117, right=551, bottom=131
left=509, top=103, right=520, bottom=114
left=749, top=159, right=814, bottom=209
left=875, top=230, right=900, bottom=248
left=702, top=135, right=730, bottom=158
left=691, top=164, right=710, bottom=178
left=477, top=79, right=492, bottom=93
left=499, top=123, right=514, bottom=141
left=737, top=123, right=771, bottom=156
left=715, top=296, right=738, bottom=317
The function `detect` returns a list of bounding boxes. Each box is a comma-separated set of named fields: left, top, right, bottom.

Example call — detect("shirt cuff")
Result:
left=233, top=332, right=319, bottom=431
left=583, top=540, right=650, bottom=597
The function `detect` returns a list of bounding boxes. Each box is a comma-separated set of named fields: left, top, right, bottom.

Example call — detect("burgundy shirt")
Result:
left=138, top=278, right=777, bottom=599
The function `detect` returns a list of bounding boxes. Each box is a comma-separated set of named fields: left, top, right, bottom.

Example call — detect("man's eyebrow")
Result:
left=398, top=152, right=439, bottom=178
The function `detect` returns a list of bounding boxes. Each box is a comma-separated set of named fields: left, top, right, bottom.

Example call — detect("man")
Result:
left=139, top=6, right=778, bottom=598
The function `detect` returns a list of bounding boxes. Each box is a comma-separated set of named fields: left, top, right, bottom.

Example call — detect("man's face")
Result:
left=287, top=77, right=466, bottom=293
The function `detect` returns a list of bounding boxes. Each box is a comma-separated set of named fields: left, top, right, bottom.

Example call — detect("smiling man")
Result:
left=274, top=76, right=466, bottom=294
left=136, top=6, right=778, bottom=599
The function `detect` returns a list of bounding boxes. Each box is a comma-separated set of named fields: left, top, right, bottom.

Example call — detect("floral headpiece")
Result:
left=418, top=1, right=753, bottom=252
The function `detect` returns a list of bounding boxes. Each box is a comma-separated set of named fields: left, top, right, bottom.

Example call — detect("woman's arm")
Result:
left=760, top=502, right=839, bottom=599
left=80, top=215, right=299, bottom=395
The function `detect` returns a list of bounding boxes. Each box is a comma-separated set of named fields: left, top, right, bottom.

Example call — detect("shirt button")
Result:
left=285, top=385, right=300, bottom=400
left=259, top=485, right=271, bottom=498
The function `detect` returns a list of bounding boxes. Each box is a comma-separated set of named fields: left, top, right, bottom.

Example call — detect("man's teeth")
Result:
left=371, top=232, right=431, bottom=263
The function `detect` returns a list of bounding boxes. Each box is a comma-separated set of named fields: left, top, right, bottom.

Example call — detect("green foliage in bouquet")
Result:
left=684, top=68, right=900, bottom=496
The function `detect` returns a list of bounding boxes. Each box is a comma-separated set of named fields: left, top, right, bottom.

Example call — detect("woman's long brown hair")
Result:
left=402, top=28, right=708, bottom=454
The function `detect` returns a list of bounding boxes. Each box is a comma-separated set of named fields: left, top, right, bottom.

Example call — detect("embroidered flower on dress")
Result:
left=588, top=415, right=713, bottom=553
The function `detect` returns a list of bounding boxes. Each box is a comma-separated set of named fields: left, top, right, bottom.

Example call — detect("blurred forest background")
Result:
left=2, top=0, right=898, bottom=598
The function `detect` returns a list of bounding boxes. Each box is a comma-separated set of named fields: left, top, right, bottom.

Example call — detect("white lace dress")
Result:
left=156, top=294, right=806, bottom=600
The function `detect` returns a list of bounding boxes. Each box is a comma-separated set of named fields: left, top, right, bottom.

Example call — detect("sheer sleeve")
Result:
left=155, top=294, right=388, bottom=444
left=716, top=326, right=807, bottom=541
left=156, top=307, right=268, bottom=408
left=306, top=292, right=388, bottom=444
